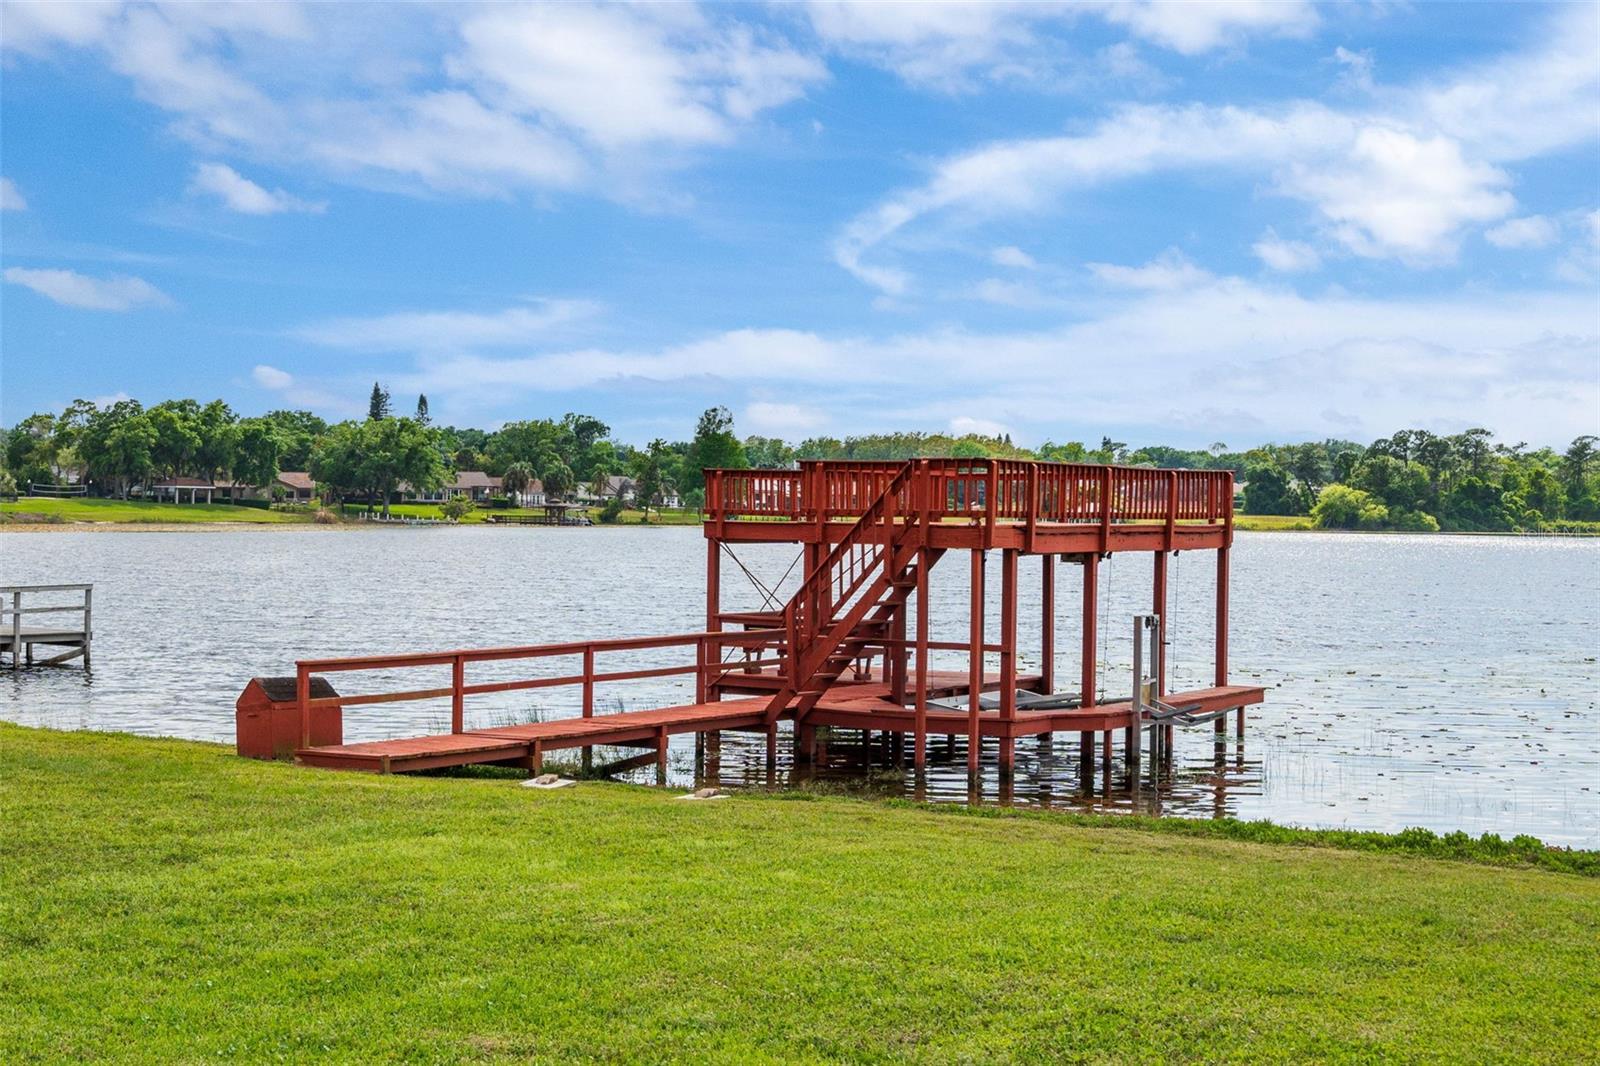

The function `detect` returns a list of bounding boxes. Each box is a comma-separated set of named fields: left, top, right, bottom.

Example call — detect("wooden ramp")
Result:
left=295, top=698, right=773, bottom=774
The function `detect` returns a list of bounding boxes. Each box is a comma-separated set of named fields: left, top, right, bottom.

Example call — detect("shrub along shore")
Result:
left=3, top=724, right=1596, bottom=1061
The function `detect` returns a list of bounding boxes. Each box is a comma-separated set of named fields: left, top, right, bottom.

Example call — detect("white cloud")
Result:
left=295, top=299, right=601, bottom=353
left=252, top=364, right=294, bottom=390
left=449, top=5, right=824, bottom=149
left=2, top=2, right=823, bottom=202
left=1253, top=229, right=1321, bottom=272
left=1409, top=3, right=1600, bottom=163
left=190, top=162, right=325, bottom=214
left=973, top=277, right=1051, bottom=308
left=0, top=0, right=121, bottom=53
left=1333, top=46, right=1374, bottom=93
left=1484, top=215, right=1560, bottom=250
left=1089, top=0, right=1317, bottom=56
left=832, top=10, right=1597, bottom=290
left=0, top=178, right=27, bottom=211
left=745, top=401, right=826, bottom=436
left=990, top=245, right=1036, bottom=269
left=949, top=415, right=1009, bottom=438
left=3, top=267, right=172, bottom=311
left=803, top=1, right=1313, bottom=89
left=1087, top=249, right=1210, bottom=290
left=1281, top=126, right=1513, bottom=263
left=311, top=278, right=1598, bottom=445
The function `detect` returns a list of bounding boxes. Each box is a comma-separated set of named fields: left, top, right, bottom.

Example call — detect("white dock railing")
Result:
left=0, top=583, right=93, bottom=668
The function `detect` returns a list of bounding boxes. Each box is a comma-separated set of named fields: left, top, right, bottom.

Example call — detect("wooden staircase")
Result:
left=763, top=462, right=934, bottom=724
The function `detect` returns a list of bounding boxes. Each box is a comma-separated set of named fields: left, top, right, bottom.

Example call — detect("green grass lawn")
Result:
left=1, top=497, right=308, bottom=524
left=4, top=725, right=1596, bottom=1062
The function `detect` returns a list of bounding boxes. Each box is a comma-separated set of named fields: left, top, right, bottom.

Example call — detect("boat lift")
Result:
left=1132, top=613, right=1230, bottom=765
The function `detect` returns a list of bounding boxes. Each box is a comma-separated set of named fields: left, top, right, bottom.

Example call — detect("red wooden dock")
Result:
left=265, top=459, right=1265, bottom=780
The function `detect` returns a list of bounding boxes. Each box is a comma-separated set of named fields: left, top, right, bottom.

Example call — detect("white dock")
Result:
left=1, top=584, right=93, bottom=668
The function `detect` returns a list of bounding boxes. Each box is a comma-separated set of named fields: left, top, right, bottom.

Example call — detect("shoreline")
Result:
left=4, top=519, right=1595, bottom=537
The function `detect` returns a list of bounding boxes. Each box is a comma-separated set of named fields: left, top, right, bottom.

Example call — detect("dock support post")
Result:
left=914, top=548, right=930, bottom=771
left=1040, top=554, right=1055, bottom=694
left=1215, top=545, right=1229, bottom=687
left=999, top=549, right=1018, bottom=775
left=765, top=721, right=778, bottom=770
left=890, top=591, right=908, bottom=706
left=967, top=548, right=985, bottom=777
left=706, top=538, right=721, bottom=702
left=706, top=730, right=722, bottom=779
left=1080, top=554, right=1098, bottom=710
left=1079, top=554, right=1097, bottom=765
left=655, top=727, right=668, bottom=785
left=796, top=722, right=815, bottom=765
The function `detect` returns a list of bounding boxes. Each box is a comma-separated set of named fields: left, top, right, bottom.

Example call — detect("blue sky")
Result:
left=2, top=1, right=1597, bottom=448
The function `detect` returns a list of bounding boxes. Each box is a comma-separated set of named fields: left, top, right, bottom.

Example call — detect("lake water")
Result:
left=4, top=527, right=1597, bottom=846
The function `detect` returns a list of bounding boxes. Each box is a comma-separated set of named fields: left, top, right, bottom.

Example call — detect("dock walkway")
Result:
left=1, top=584, right=92, bottom=668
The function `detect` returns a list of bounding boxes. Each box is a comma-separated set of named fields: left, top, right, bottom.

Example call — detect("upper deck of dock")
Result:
left=703, top=458, right=1233, bottom=554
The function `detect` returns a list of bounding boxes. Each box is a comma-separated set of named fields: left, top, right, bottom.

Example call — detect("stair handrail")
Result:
left=783, top=460, right=917, bottom=675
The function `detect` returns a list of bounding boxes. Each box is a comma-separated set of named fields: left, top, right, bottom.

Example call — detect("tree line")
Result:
left=0, top=387, right=746, bottom=520
left=1241, top=429, right=1600, bottom=533
left=5, top=390, right=1596, bottom=531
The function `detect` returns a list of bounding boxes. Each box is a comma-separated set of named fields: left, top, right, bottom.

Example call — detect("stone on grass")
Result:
left=521, top=774, right=576, bottom=790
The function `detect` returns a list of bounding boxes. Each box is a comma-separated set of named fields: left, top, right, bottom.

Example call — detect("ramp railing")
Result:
left=292, top=629, right=783, bottom=749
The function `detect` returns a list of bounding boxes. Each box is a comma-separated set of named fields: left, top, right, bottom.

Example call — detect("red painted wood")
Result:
left=280, top=461, right=1254, bottom=778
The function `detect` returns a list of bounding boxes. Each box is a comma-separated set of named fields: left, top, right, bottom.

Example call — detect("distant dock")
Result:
left=1, top=583, right=93, bottom=668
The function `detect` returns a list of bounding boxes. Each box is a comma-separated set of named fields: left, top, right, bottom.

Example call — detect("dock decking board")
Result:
left=293, top=686, right=1264, bottom=773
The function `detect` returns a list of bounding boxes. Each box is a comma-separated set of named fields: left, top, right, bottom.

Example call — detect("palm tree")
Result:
left=501, top=461, right=534, bottom=507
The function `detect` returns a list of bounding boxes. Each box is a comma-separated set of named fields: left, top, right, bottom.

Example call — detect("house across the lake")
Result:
left=574, top=474, right=681, bottom=510
left=275, top=472, right=316, bottom=503
left=145, top=472, right=317, bottom=504
left=148, top=476, right=220, bottom=504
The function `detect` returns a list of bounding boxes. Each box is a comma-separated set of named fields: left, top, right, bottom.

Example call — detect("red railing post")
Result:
left=297, top=664, right=311, bottom=749
left=695, top=636, right=706, bottom=703
left=1025, top=463, right=1039, bottom=551
left=451, top=654, right=465, bottom=733
left=985, top=463, right=998, bottom=548
left=1098, top=466, right=1113, bottom=553
left=1165, top=472, right=1178, bottom=551
left=583, top=644, right=595, bottom=717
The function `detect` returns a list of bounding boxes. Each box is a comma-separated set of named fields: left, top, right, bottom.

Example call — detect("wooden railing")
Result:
left=706, top=460, right=1233, bottom=527
left=294, top=629, right=783, bottom=748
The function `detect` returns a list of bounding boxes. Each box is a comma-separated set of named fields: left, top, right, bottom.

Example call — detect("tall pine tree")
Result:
left=414, top=394, right=430, bottom=425
left=367, top=382, right=391, bottom=421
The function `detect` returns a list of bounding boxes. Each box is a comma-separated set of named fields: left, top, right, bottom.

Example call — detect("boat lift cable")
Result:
left=1170, top=549, right=1179, bottom=689
left=720, top=543, right=802, bottom=612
